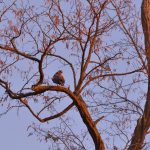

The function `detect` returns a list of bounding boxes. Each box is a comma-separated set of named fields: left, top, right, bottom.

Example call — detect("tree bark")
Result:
left=128, top=0, right=150, bottom=149
left=74, top=95, right=105, bottom=150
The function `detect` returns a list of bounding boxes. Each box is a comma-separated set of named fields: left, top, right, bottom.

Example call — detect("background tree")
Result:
left=0, top=0, right=149, bottom=150
left=128, top=0, right=150, bottom=149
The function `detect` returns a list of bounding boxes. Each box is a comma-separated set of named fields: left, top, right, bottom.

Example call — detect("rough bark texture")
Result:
left=128, top=0, right=150, bottom=149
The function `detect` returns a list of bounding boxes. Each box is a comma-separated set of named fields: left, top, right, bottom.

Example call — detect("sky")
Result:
left=0, top=1, right=58, bottom=149
left=0, top=1, right=144, bottom=150
left=0, top=108, right=48, bottom=150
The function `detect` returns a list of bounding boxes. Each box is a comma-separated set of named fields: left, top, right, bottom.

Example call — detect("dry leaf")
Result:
left=55, top=15, right=59, bottom=27
left=22, top=99, right=28, bottom=105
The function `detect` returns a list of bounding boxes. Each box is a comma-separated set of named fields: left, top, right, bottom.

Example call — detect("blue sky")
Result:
left=0, top=1, right=144, bottom=150
left=0, top=108, right=48, bottom=150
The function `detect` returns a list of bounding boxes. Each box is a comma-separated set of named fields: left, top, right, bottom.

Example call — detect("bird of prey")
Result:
left=52, top=70, right=65, bottom=86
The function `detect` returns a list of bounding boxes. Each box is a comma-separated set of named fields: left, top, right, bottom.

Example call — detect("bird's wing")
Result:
left=59, top=74, right=65, bottom=83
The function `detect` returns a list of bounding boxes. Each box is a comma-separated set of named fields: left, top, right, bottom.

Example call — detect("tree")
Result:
left=0, top=0, right=149, bottom=150
left=128, top=0, right=150, bottom=149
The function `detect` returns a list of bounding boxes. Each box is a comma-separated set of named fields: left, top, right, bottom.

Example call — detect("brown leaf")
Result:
left=8, top=20, right=13, bottom=28
left=22, top=99, right=28, bottom=105
left=13, top=26, right=19, bottom=35
left=55, top=15, right=59, bottom=27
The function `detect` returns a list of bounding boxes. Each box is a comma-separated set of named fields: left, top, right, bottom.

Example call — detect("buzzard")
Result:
left=52, top=70, right=65, bottom=86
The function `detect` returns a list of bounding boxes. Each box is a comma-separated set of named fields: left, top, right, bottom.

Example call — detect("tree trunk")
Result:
left=75, top=95, right=105, bottom=150
left=128, top=0, right=150, bottom=149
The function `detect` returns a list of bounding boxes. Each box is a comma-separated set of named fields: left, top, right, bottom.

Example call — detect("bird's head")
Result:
left=58, top=70, right=63, bottom=73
